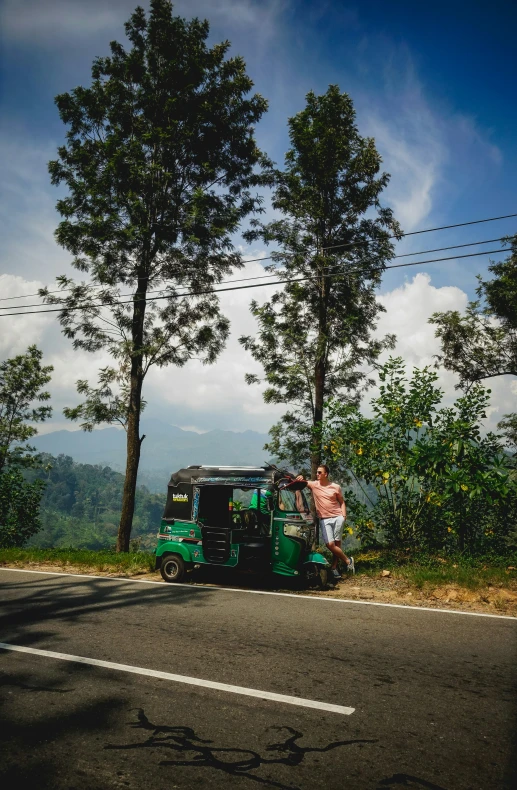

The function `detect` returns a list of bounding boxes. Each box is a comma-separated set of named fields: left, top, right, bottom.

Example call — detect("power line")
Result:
left=0, top=235, right=511, bottom=312
left=1, top=210, right=515, bottom=304
left=323, top=211, right=517, bottom=253
left=0, top=246, right=508, bottom=319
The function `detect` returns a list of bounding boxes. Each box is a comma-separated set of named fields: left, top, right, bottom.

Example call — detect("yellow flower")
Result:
left=356, top=447, right=363, bottom=455
left=460, top=484, right=468, bottom=492
left=447, top=527, right=453, bottom=533
left=382, top=472, right=390, bottom=481
left=414, top=419, right=423, bottom=427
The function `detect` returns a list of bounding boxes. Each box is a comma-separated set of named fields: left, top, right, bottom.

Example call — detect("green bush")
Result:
left=324, top=358, right=514, bottom=554
left=0, top=469, right=45, bottom=547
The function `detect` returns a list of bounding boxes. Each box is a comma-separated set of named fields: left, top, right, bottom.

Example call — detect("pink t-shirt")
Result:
left=307, top=481, right=344, bottom=518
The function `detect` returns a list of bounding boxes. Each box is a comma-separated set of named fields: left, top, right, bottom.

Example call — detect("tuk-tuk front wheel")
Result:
left=160, top=554, right=185, bottom=583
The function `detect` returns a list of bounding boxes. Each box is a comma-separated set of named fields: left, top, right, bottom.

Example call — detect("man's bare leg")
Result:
left=327, top=540, right=350, bottom=572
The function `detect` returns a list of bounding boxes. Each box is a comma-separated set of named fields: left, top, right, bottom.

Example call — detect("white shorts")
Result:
left=319, top=515, right=344, bottom=544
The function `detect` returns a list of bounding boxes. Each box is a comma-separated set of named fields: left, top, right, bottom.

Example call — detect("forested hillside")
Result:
left=26, top=455, right=165, bottom=550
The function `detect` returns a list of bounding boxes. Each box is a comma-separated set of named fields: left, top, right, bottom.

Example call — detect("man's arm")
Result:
left=336, top=486, right=347, bottom=519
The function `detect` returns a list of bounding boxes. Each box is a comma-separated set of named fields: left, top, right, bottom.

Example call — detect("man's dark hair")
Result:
left=318, top=464, right=330, bottom=475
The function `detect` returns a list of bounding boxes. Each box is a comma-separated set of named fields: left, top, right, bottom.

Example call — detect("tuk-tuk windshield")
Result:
left=278, top=486, right=312, bottom=514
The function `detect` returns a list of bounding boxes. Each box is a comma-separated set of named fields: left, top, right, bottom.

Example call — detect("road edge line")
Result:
left=1, top=566, right=516, bottom=620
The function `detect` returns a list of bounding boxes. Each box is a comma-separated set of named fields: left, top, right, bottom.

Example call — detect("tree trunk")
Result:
left=311, top=357, right=325, bottom=479
left=117, top=390, right=144, bottom=552
left=311, top=251, right=329, bottom=479
left=116, top=270, right=148, bottom=552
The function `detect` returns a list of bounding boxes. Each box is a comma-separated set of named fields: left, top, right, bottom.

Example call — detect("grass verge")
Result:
left=352, top=548, right=517, bottom=590
left=0, top=547, right=155, bottom=575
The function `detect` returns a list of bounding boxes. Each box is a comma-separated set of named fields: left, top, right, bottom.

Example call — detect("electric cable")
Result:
left=0, top=246, right=509, bottom=319
left=0, top=235, right=511, bottom=312
left=1, top=209, right=515, bottom=304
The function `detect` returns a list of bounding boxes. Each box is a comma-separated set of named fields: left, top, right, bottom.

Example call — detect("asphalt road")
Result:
left=0, top=568, right=516, bottom=790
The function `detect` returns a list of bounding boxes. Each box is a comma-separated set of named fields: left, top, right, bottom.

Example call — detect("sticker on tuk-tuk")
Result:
left=193, top=550, right=200, bottom=558
left=231, top=550, right=237, bottom=557
left=189, top=529, right=195, bottom=537
left=173, top=493, right=189, bottom=502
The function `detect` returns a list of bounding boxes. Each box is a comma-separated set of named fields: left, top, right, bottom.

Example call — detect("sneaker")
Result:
left=347, top=557, right=355, bottom=574
left=331, top=568, right=342, bottom=580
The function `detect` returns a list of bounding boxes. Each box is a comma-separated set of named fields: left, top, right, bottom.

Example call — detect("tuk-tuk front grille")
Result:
left=201, top=526, right=230, bottom=564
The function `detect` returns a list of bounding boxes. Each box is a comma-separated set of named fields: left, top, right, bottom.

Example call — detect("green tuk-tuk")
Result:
left=154, top=465, right=329, bottom=587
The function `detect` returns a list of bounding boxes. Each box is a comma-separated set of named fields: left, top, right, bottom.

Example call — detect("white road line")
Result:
left=0, top=642, right=354, bottom=716
left=1, top=566, right=516, bottom=620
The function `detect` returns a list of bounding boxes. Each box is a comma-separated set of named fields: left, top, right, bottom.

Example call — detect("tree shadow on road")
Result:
left=0, top=660, right=127, bottom=789
left=0, top=573, right=215, bottom=647
left=105, top=707, right=376, bottom=790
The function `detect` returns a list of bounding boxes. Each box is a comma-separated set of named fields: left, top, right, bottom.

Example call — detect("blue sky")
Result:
left=0, top=0, right=516, bottom=437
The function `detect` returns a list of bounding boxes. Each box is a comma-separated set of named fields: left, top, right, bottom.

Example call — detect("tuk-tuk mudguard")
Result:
left=155, top=540, right=193, bottom=568
left=271, top=560, right=300, bottom=577
left=303, top=551, right=329, bottom=567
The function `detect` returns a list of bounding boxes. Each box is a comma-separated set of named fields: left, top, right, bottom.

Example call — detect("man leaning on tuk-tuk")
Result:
left=296, top=465, right=355, bottom=581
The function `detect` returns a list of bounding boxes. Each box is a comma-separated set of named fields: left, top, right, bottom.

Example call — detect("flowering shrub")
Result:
left=324, top=358, right=512, bottom=552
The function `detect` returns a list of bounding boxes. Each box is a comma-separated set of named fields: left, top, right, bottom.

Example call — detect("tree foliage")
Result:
left=240, top=86, right=400, bottom=475
left=324, top=358, right=512, bottom=553
left=0, top=469, right=45, bottom=548
left=0, top=345, right=53, bottom=473
left=42, top=0, right=270, bottom=550
left=430, top=235, right=517, bottom=447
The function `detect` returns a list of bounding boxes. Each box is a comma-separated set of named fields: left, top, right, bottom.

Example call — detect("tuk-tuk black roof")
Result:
left=168, top=465, right=277, bottom=488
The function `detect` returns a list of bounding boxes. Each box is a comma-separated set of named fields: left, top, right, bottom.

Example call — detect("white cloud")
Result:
left=0, top=133, right=71, bottom=282
left=0, top=0, right=288, bottom=46
left=0, top=274, right=53, bottom=355
left=376, top=272, right=467, bottom=369
left=372, top=273, right=517, bottom=433
left=366, top=114, right=441, bottom=232
left=146, top=258, right=285, bottom=429
left=358, top=50, right=502, bottom=233
left=1, top=0, right=133, bottom=41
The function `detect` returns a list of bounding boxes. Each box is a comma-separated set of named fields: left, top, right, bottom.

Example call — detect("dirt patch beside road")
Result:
left=316, top=572, right=517, bottom=616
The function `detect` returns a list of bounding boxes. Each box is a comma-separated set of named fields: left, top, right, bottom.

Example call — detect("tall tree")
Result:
left=240, top=86, right=401, bottom=476
left=0, top=346, right=52, bottom=548
left=42, top=0, right=270, bottom=551
left=0, top=345, right=53, bottom=473
left=430, top=235, right=517, bottom=446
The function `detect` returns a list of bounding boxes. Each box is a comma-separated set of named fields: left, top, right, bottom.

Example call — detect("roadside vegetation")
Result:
left=352, top=549, right=517, bottom=590
left=0, top=547, right=154, bottom=575
left=323, top=357, right=516, bottom=555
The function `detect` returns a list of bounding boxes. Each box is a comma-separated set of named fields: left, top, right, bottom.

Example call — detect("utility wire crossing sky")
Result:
left=1, top=211, right=515, bottom=315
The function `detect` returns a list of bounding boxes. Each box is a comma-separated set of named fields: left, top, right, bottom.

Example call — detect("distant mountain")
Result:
left=31, top=420, right=271, bottom=492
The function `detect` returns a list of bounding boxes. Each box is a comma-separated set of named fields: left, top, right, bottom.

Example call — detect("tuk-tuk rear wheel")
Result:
left=160, top=554, right=185, bottom=583
left=305, top=564, right=328, bottom=590
left=316, top=567, right=328, bottom=589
